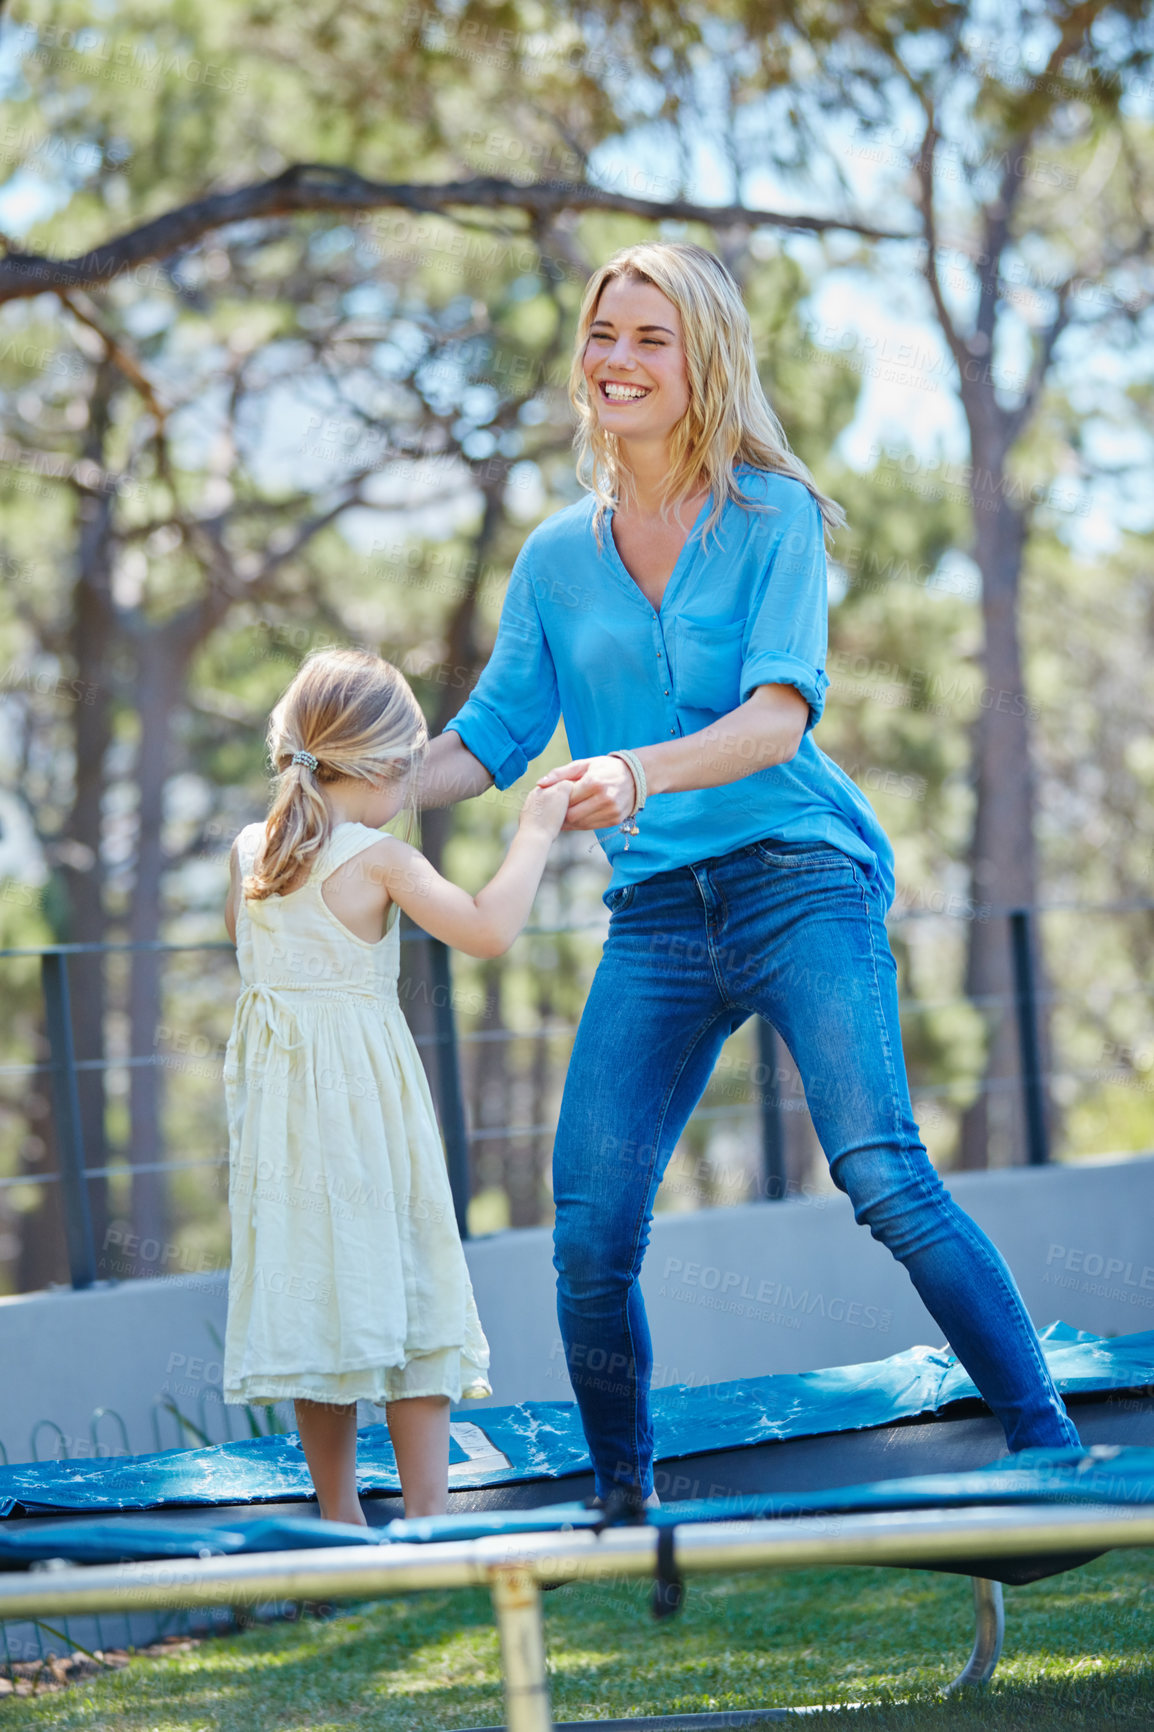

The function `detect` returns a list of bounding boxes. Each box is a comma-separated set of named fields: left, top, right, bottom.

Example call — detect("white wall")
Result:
left=2, top=1154, right=1151, bottom=1465
left=466, top=1152, right=1154, bottom=1405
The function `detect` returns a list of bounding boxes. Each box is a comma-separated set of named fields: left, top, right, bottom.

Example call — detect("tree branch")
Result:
left=1004, top=282, right=1075, bottom=445
left=974, top=147, right=1031, bottom=354
left=57, top=291, right=169, bottom=430
left=0, top=163, right=915, bottom=304
left=913, top=116, right=969, bottom=377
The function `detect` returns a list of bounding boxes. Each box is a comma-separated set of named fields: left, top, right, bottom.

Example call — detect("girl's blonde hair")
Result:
left=568, top=241, right=845, bottom=548
left=245, top=647, right=427, bottom=901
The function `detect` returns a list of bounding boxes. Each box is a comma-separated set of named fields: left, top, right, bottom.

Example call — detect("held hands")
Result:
left=517, top=780, right=573, bottom=840
left=535, top=756, right=637, bottom=831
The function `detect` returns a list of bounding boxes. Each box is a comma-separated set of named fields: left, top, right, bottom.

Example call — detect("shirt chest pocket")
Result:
left=668, top=616, right=748, bottom=714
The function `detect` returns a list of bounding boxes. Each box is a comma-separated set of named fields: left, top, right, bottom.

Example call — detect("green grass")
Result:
left=3, top=1552, right=1153, bottom=1730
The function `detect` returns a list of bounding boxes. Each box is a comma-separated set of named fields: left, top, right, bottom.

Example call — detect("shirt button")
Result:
left=669, top=727, right=675, bottom=735
left=663, top=689, right=669, bottom=696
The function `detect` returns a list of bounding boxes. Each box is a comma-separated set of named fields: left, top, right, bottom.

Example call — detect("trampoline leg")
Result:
left=490, top=1565, right=553, bottom=1732
left=945, top=1577, right=1004, bottom=1691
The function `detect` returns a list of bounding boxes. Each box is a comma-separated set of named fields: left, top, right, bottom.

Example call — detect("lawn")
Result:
left=1, top=1551, right=1152, bottom=1730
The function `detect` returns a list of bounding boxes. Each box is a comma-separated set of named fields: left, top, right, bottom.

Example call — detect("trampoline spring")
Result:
left=89, top=1408, right=131, bottom=1458
left=29, top=1420, right=68, bottom=1464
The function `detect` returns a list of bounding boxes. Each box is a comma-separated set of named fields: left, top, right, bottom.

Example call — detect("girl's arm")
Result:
left=224, top=840, right=241, bottom=943
left=369, top=782, right=571, bottom=959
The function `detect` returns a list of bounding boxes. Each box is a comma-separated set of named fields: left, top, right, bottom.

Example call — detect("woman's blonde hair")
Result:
left=568, top=241, right=845, bottom=548
left=245, top=647, right=427, bottom=901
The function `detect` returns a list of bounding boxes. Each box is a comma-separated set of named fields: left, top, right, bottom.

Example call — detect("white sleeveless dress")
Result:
left=222, top=820, right=491, bottom=1407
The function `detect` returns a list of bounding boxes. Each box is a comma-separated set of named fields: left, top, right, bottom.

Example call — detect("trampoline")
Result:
left=1, top=1323, right=1152, bottom=1729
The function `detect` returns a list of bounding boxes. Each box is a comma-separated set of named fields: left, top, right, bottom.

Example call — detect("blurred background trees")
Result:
left=0, top=0, right=1151, bottom=1291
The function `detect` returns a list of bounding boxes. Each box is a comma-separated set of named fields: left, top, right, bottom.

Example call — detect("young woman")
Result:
left=420, top=242, right=1079, bottom=1509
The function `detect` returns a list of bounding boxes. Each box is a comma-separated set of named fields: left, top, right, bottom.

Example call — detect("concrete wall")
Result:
left=2, top=1154, right=1152, bottom=1465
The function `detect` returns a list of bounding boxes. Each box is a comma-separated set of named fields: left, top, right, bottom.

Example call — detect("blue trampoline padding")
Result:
left=381, top=1445, right=1154, bottom=1544
left=0, top=1515, right=381, bottom=1568
left=646, top=1444, right=1154, bottom=1529
left=4, top=1449, right=1154, bottom=1568
left=1, top=1323, right=1150, bottom=1518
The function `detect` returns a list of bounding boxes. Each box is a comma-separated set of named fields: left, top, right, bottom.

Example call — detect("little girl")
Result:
left=222, top=646, right=570, bottom=1523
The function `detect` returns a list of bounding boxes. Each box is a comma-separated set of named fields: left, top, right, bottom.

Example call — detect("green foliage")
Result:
left=0, top=0, right=1152, bottom=1287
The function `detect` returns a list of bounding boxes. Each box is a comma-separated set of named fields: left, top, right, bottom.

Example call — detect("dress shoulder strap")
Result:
left=235, top=822, right=267, bottom=882
left=311, top=821, right=391, bottom=880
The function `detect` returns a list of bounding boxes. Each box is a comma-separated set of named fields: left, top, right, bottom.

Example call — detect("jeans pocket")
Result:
left=752, top=839, right=850, bottom=871
left=604, top=884, right=636, bottom=915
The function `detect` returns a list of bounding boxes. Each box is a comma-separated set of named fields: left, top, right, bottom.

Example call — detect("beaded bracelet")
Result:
left=609, top=749, right=647, bottom=850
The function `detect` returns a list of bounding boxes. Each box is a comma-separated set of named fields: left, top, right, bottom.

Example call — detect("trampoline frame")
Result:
left=1, top=1500, right=1150, bottom=1729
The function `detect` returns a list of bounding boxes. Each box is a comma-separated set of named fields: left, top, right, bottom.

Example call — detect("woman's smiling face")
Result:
left=582, top=275, right=691, bottom=446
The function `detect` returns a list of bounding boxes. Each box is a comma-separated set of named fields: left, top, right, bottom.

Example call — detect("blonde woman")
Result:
left=422, top=243, right=1078, bottom=1513
left=222, top=648, right=569, bottom=1522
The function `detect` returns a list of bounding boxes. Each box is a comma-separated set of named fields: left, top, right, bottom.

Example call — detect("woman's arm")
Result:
left=537, top=683, right=808, bottom=830
left=416, top=731, right=495, bottom=809
left=437, top=545, right=562, bottom=797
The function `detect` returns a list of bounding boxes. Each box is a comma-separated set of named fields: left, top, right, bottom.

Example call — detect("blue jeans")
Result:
left=552, top=839, right=1079, bottom=1499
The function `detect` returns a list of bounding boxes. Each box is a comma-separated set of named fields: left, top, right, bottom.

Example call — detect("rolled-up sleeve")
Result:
left=739, top=491, right=830, bottom=731
left=443, top=542, right=561, bottom=790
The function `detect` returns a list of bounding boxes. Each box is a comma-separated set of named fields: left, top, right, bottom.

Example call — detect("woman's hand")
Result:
left=536, top=755, right=637, bottom=831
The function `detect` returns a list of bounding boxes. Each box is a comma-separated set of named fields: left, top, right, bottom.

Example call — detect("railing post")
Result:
left=428, top=937, right=471, bottom=1239
left=40, top=952, right=97, bottom=1288
left=756, top=1017, right=787, bottom=1201
left=1009, top=908, right=1049, bottom=1166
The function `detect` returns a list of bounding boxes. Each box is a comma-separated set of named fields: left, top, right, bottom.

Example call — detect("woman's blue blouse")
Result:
left=444, top=468, right=895, bottom=909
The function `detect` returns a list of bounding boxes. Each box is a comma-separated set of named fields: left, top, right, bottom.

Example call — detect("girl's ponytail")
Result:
left=245, top=752, right=334, bottom=900
left=244, top=648, right=427, bottom=902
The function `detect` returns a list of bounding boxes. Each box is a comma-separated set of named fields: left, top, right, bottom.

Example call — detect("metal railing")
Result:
left=2, top=899, right=1151, bottom=1291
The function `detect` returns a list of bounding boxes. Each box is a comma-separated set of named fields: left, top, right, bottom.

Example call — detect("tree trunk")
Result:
left=421, top=472, right=510, bottom=875
left=17, top=372, right=117, bottom=1292
left=958, top=473, right=1054, bottom=1168
left=15, top=1047, right=69, bottom=1293
left=66, top=471, right=116, bottom=1272
left=127, top=640, right=178, bottom=1268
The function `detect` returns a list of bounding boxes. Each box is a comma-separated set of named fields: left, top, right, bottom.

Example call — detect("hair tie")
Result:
left=291, top=749, right=319, bottom=771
